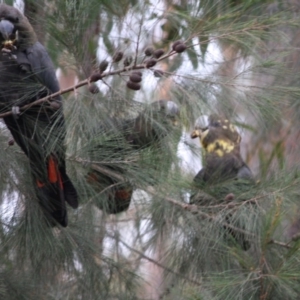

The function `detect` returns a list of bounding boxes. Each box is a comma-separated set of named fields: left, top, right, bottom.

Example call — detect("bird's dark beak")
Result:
left=0, top=19, right=14, bottom=41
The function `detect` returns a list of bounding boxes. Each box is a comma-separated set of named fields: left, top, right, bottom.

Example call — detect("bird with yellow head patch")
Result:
left=191, top=114, right=253, bottom=184
left=190, top=114, right=255, bottom=250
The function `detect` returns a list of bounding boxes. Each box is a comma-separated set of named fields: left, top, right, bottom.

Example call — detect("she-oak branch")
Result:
left=0, top=50, right=178, bottom=119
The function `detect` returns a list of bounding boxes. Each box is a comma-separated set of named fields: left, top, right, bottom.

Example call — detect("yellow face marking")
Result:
left=222, top=125, right=228, bottom=129
left=215, top=149, right=224, bottom=157
left=224, top=119, right=229, bottom=123
left=220, top=140, right=235, bottom=153
left=205, top=139, right=235, bottom=157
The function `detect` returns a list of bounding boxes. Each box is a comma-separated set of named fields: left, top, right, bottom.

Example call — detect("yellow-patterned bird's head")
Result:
left=191, top=114, right=241, bottom=157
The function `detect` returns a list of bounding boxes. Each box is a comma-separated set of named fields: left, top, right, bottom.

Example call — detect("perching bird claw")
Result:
left=1, top=47, right=16, bottom=60
left=1, top=47, right=10, bottom=53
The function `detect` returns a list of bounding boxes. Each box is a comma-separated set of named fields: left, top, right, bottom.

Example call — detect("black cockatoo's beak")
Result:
left=0, top=19, right=14, bottom=41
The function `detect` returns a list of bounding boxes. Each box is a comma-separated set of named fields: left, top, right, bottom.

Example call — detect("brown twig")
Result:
left=75, top=158, right=125, bottom=182
left=74, top=158, right=254, bottom=238
left=71, top=157, right=300, bottom=258
left=133, top=15, right=144, bottom=67
left=0, top=50, right=178, bottom=119
left=75, top=158, right=300, bottom=250
left=188, top=180, right=299, bottom=210
left=268, top=239, right=292, bottom=249
left=0, top=19, right=287, bottom=120
left=145, top=186, right=254, bottom=237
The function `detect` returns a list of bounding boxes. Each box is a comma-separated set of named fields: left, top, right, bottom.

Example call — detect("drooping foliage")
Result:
left=0, top=0, right=300, bottom=299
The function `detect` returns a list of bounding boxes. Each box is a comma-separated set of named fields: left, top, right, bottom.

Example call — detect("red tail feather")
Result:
left=48, top=155, right=58, bottom=184
left=47, top=155, right=63, bottom=189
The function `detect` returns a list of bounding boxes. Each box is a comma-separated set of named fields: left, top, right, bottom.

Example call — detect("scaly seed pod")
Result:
left=145, top=59, right=157, bottom=68
left=8, top=138, right=14, bottom=146
left=89, top=84, right=100, bottom=94
left=172, top=40, right=183, bottom=51
left=153, top=49, right=165, bottom=59
left=144, top=47, right=154, bottom=56
left=90, top=72, right=102, bottom=82
left=112, top=51, right=123, bottom=63
left=174, top=43, right=187, bottom=53
left=129, top=73, right=142, bottom=83
left=225, top=193, right=235, bottom=202
left=153, top=69, right=164, bottom=78
left=124, top=56, right=133, bottom=67
left=127, top=81, right=141, bottom=91
left=50, top=100, right=62, bottom=110
left=99, top=60, right=109, bottom=72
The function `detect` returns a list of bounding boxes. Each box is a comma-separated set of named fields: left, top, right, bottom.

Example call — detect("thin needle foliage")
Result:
left=0, top=0, right=300, bottom=299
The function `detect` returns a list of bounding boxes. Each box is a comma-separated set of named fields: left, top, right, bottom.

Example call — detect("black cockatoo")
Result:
left=127, top=100, right=180, bottom=148
left=191, top=114, right=253, bottom=184
left=190, top=114, right=255, bottom=250
left=87, top=99, right=180, bottom=214
left=0, top=4, right=78, bottom=226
